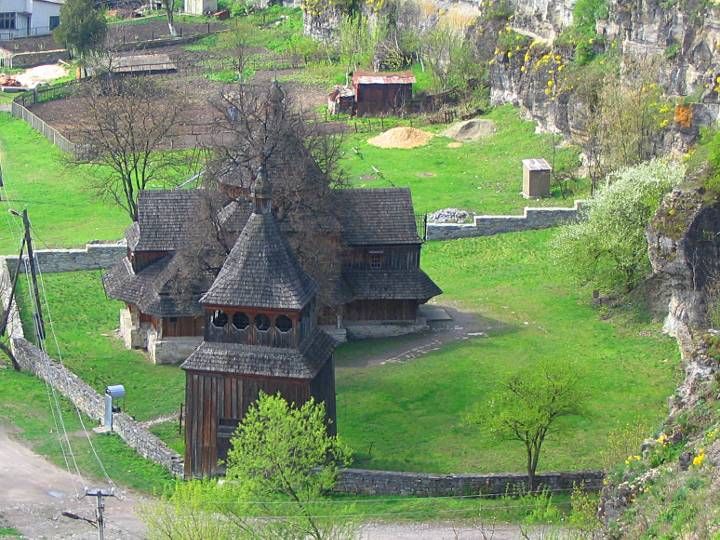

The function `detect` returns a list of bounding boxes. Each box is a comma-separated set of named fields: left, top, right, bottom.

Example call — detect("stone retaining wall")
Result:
left=426, top=200, right=585, bottom=241
left=0, top=258, right=184, bottom=477
left=335, top=468, right=604, bottom=496
left=6, top=241, right=126, bottom=273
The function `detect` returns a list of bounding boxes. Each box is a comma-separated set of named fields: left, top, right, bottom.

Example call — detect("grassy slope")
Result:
left=335, top=228, right=679, bottom=473
left=16, top=271, right=185, bottom=422
left=0, top=113, right=129, bottom=253
left=340, top=105, right=586, bottom=215
left=17, top=229, right=679, bottom=475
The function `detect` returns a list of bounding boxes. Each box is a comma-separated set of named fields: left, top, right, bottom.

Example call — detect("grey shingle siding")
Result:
left=181, top=328, right=335, bottom=379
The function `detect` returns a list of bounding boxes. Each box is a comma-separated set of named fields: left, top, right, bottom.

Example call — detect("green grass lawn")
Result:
left=15, top=228, right=678, bottom=477
left=16, top=271, right=185, bottom=422
left=0, top=113, right=130, bottom=253
left=335, top=228, right=679, bottom=473
left=340, top=105, right=586, bottom=215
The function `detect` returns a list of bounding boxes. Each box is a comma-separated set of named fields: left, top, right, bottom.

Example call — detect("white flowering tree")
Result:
left=554, top=159, right=684, bottom=293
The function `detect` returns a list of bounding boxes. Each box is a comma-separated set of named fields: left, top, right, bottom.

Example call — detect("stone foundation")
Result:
left=345, top=319, right=429, bottom=340
left=147, top=331, right=202, bottom=365
left=119, top=308, right=150, bottom=349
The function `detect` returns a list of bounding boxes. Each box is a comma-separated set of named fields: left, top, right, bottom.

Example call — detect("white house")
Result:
left=0, top=0, right=63, bottom=40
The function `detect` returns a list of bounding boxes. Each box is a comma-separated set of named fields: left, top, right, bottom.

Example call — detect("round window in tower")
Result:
left=232, top=312, right=249, bottom=330
left=275, top=315, right=292, bottom=333
left=211, top=310, right=228, bottom=328
left=255, top=314, right=271, bottom=331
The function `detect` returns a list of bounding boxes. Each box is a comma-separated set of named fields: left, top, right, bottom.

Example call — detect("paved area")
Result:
left=0, top=425, right=146, bottom=539
left=342, top=304, right=508, bottom=368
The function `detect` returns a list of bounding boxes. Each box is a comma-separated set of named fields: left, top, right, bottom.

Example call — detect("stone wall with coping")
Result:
left=426, top=200, right=586, bottom=241
left=6, top=241, right=126, bottom=273
left=335, top=468, right=604, bottom=496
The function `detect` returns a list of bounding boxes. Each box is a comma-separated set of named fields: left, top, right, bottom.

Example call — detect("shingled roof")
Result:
left=103, top=254, right=212, bottom=317
left=181, top=328, right=335, bottom=379
left=333, top=188, right=421, bottom=245
left=129, top=191, right=204, bottom=252
left=201, top=212, right=317, bottom=310
left=129, top=190, right=241, bottom=252
left=344, top=269, right=441, bottom=301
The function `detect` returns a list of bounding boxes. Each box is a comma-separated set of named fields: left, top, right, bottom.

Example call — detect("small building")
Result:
left=184, top=0, right=215, bottom=16
left=110, top=53, right=177, bottom=75
left=522, top=158, right=552, bottom=199
left=181, top=170, right=337, bottom=478
left=0, top=0, right=63, bottom=40
left=352, top=70, right=415, bottom=116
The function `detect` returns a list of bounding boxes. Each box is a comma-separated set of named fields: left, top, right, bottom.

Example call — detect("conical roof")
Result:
left=200, top=211, right=317, bottom=310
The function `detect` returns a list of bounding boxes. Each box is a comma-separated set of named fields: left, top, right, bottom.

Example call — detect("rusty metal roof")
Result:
left=352, top=70, right=416, bottom=85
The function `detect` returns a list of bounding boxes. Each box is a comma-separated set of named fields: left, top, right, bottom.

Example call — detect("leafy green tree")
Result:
left=53, top=0, right=107, bottom=74
left=554, top=159, right=684, bottom=293
left=144, top=393, right=353, bottom=540
left=475, top=361, right=583, bottom=492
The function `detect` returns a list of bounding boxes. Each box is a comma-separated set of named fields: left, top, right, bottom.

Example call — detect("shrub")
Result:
left=554, top=159, right=684, bottom=293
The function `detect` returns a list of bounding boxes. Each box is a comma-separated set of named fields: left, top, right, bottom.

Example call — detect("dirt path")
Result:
left=0, top=425, right=147, bottom=539
left=360, top=522, right=567, bottom=539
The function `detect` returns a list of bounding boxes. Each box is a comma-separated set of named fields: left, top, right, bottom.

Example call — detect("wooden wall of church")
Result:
left=344, top=299, right=418, bottom=322
left=184, top=366, right=336, bottom=478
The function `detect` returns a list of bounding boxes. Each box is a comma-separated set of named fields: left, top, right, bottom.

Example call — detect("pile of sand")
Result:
left=368, top=127, right=434, bottom=149
left=15, top=63, right=68, bottom=89
left=442, top=119, right=496, bottom=142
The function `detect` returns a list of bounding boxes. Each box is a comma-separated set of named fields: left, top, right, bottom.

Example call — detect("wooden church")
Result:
left=181, top=169, right=337, bottom=478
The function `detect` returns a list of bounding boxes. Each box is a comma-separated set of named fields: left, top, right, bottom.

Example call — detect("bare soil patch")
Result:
left=368, top=127, right=434, bottom=149
left=442, top=118, right=496, bottom=142
left=26, top=43, right=332, bottom=147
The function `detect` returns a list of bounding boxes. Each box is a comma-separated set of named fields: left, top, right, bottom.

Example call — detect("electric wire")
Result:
left=0, top=177, right=88, bottom=500
left=29, top=220, right=116, bottom=491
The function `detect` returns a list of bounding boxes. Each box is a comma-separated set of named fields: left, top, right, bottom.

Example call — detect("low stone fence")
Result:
left=426, top=200, right=586, bottom=241
left=0, top=258, right=184, bottom=477
left=6, top=241, right=126, bottom=273
left=335, top=468, right=604, bottom=496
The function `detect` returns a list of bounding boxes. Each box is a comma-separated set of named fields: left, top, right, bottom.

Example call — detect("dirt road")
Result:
left=0, top=425, right=146, bottom=539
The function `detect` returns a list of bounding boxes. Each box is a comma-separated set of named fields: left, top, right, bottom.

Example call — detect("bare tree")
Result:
left=185, top=82, right=349, bottom=309
left=162, top=0, right=178, bottom=37
left=74, top=75, right=195, bottom=220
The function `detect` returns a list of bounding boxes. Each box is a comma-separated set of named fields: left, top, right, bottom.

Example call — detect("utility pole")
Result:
left=11, top=209, right=45, bottom=344
left=84, top=488, right=115, bottom=540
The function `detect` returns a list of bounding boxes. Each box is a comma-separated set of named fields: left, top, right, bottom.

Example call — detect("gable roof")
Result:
left=181, top=328, right=335, bottom=379
left=333, top=188, right=421, bottom=245
left=201, top=212, right=317, bottom=310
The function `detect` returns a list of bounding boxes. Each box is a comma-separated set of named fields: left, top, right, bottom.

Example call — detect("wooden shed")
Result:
left=181, top=170, right=337, bottom=478
left=522, top=158, right=552, bottom=199
left=351, top=70, right=415, bottom=116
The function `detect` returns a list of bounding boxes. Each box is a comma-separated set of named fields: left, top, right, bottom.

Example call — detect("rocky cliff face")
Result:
left=599, top=187, right=720, bottom=534
left=488, top=0, right=720, bottom=141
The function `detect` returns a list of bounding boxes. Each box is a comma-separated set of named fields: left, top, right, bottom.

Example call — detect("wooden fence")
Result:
left=10, top=99, right=78, bottom=156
